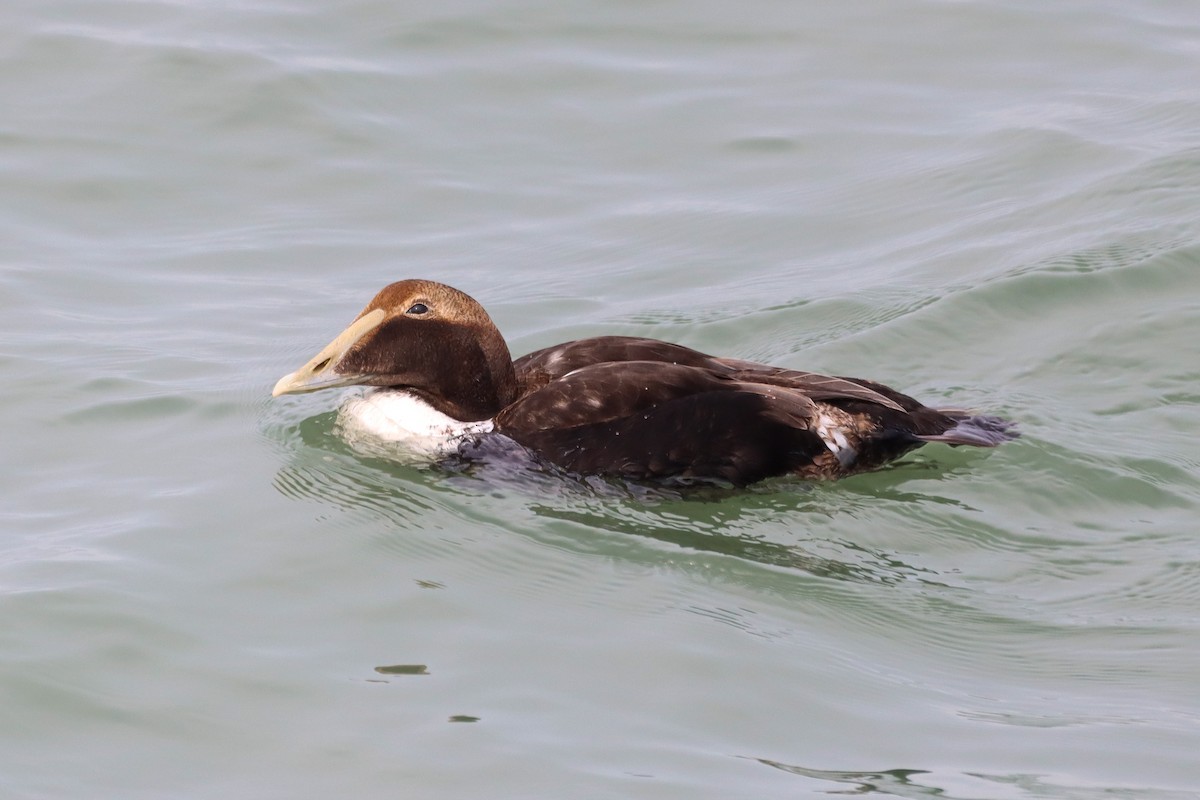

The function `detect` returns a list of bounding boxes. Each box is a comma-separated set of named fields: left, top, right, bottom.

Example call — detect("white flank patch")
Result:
left=337, top=389, right=493, bottom=460
left=815, top=413, right=857, bottom=467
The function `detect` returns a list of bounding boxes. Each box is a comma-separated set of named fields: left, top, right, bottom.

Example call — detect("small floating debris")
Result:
left=374, top=664, right=429, bottom=676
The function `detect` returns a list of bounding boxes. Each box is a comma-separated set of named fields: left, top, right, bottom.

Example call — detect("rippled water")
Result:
left=4, top=1, right=1199, bottom=797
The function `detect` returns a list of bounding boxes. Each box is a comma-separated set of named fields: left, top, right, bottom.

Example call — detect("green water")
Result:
left=3, top=1, right=1199, bottom=797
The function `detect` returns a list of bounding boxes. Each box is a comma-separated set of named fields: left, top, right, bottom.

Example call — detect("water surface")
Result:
left=3, top=1, right=1199, bottom=797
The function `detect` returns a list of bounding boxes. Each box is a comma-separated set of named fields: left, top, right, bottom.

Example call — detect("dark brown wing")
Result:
left=494, top=353, right=1014, bottom=483
left=497, top=360, right=742, bottom=433
left=513, top=336, right=722, bottom=395
left=514, top=336, right=908, bottom=413
left=496, top=365, right=829, bottom=485
left=721, top=367, right=909, bottom=412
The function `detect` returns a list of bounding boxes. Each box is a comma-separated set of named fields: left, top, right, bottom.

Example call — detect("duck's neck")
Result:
left=419, top=326, right=518, bottom=422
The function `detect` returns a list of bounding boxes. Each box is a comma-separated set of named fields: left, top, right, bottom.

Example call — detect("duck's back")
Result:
left=497, top=337, right=1015, bottom=484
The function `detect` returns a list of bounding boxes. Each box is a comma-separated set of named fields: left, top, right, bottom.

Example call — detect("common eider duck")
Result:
left=273, top=280, right=1016, bottom=485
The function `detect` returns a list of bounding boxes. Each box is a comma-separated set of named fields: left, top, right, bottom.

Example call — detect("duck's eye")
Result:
left=406, top=302, right=429, bottom=315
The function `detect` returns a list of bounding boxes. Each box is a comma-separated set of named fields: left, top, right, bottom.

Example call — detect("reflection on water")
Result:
left=266, top=407, right=990, bottom=588
left=527, top=501, right=939, bottom=585
left=755, top=760, right=936, bottom=798
left=753, top=758, right=1196, bottom=800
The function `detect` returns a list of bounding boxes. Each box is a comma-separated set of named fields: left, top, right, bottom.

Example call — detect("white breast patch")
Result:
left=337, top=389, right=493, bottom=459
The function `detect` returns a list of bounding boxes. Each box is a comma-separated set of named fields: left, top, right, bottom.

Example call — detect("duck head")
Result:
left=272, top=279, right=518, bottom=421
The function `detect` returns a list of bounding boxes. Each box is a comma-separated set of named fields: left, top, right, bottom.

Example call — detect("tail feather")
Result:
left=917, top=413, right=1019, bottom=448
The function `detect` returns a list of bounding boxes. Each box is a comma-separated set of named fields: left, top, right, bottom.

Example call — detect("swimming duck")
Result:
left=272, top=279, right=1016, bottom=485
